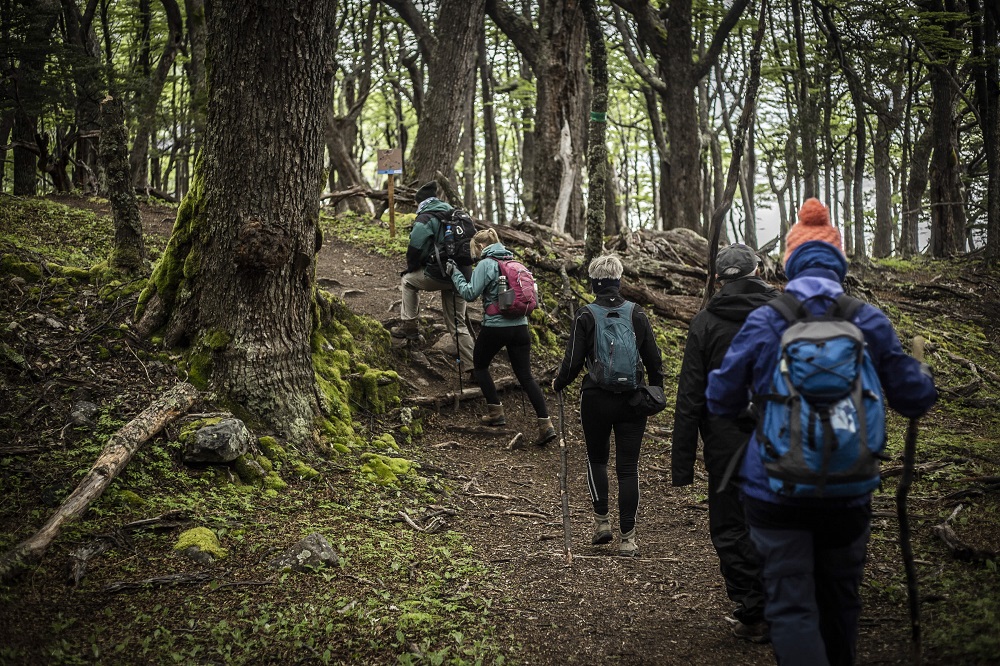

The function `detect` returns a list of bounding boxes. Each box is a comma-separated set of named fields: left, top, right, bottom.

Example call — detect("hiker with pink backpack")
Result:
left=445, top=227, right=557, bottom=447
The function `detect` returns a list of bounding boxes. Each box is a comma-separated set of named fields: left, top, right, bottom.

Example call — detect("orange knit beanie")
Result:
left=784, top=198, right=843, bottom=268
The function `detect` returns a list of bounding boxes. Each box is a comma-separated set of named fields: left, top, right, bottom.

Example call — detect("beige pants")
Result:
left=400, top=270, right=474, bottom=369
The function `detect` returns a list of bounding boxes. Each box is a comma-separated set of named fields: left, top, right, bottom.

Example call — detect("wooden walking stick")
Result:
left=557, top=390, right=573, bottom=565
left=896, top=335, right=926, bottom=665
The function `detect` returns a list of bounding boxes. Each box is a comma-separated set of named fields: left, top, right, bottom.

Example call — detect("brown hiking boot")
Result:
left=390, top=319, right=419, bottom=341
left=535, top=417, right=556, bottom=446
left=592, top=513, right=613, bottom=545
left=480, top=404, right=506, bottom=426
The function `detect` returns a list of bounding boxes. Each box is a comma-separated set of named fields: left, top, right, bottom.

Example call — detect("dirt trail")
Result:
left=315, top=234, right=912, bottom=665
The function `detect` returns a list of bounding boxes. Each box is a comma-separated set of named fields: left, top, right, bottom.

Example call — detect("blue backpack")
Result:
left=585, top=302, right=641, bottom=392
left=755, top=293, right=886, bottom=498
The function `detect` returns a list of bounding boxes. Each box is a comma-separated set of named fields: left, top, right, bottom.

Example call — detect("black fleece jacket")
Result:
left=553, top=287, right=664, bottom=393
left=671, top=276, right=778, bottom=486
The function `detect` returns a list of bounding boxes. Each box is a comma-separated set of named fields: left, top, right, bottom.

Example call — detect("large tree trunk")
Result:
left=404, top=0, right=485, bottom=185
left=136, top=0, right=336, bottom=444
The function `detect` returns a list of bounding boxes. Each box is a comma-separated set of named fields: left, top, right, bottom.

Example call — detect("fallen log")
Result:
left=618, top=282, right=700, bottom=325
left=406, top=376, right=519, bottom=408
left=0, top=382, right=199, bottom=583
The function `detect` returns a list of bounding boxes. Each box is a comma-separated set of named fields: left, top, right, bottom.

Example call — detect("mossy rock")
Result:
left=117, top=490, right=146, bottom=507
left=360, top=452, right=417, bottom=487
left=291, top=461, right=320, bottom=480
left=1, top=255, right=42, bottom=282
left=173, top=527, right=228, bottom=560
left=257, top=436, right=287, bottom=463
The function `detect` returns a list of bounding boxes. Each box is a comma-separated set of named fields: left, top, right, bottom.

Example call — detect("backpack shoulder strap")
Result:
left=767, top=292, right=805, bottom=323
left=835, top=294, right=865, bottom=321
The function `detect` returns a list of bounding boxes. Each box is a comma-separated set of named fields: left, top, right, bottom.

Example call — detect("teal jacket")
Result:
left=450, top=243, right=527, bottom=328
left=405, top=198, right=452, bottom=277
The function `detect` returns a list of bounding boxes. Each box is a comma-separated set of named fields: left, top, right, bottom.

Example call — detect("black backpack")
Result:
left=427, top=209, right=475, bottom=280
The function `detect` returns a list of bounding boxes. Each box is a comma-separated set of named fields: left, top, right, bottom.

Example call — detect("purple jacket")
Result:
left=705, top=243, right=937, bottom=505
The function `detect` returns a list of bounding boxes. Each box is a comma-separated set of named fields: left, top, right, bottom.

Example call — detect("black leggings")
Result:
left=473, top=325, right=548, bottom=418
left=580, top=389, right=646, bottom=534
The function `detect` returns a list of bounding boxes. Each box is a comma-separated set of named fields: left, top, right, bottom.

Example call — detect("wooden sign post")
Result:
left=377, top=148, right=403, bottom=238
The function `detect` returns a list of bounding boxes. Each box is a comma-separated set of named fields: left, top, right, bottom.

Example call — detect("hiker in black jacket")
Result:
left=672, top=243, right=778, bottom=642
left=552, top=255, right=664, bottom=557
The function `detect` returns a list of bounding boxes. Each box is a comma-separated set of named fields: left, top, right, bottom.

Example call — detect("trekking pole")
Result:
left=451, top=289, right=463, bottom=414
left=896, top=335, right=925, bottom=665
left=557, top=390, right=573, bottom=565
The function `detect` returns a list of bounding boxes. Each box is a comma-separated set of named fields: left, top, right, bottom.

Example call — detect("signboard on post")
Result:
left=377, top=148, right=403, bottom=238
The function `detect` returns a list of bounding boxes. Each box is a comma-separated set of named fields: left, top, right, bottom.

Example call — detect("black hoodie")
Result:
left=671, top=276, right=778, bottom=486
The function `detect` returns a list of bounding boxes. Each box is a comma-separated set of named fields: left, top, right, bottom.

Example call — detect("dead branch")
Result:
left=406, top=376, right=519, bottom=407
left=0, top=382, right=199, bottom=582
left=105, top=570, right=215, bottom=594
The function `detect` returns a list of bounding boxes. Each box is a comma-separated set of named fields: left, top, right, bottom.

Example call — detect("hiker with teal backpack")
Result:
left=446, top=227, right=556, bottom=447
left=552, top=255, right=664, bottom=557
left=706, top=199, right=937, bottom=665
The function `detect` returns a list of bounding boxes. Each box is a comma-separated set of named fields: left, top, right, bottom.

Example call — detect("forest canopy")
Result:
left=2, top=0, right=997, bottom=261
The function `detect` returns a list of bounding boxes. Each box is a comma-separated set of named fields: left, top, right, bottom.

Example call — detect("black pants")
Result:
left=580, top=389, right=646, bottom=534
left=473, top=325, right=547, bottom=418
left=708, top=471, right=765, bottom=624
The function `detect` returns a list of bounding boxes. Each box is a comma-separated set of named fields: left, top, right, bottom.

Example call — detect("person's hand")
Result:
left=445, top=259, right=457, bottom=276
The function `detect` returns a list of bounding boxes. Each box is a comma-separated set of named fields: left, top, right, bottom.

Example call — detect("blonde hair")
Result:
left=588, top=254, right=624, bottom=280
left=471, top=227, right=500, bottom=257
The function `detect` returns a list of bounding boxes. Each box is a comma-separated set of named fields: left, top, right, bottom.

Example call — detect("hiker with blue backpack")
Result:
left=445, top=227, right=556, bottom=447
left=706, top=198, right=937, bottom=666
left=552, top=255, right=665, bottom=557
left=672, top=243, right=777, bottom=643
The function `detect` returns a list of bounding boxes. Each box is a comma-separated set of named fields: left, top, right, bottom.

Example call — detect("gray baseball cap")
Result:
left=717, top=244, right=759, bottom=280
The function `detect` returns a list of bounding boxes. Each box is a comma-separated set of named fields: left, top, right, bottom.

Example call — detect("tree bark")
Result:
left=61, top=0, right=103, bottom=193
left=100, top=93, right=146, bottom=272
left=136, top=0, right=336, bottom=444
left=872, top=112, right=894, bottom=257
left=971, top=0, right=1000, bottom=262
left=925, top=0, right=967, bottom=256
left=11, top=0, right=61, bottom=195
left=0, top=383, right=198, bottom=583
left=397, top=0, right=485, bottom=185
left=620, top=0, right=752, bottom=233
left=582, top=0, right=607, bottom=267
left=128, top=0, right=183, bottom=189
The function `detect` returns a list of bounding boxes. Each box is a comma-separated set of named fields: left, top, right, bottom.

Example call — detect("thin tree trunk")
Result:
left=100, top=94, right=146, bottom=272
left=582, top=0, right=607, bottom=266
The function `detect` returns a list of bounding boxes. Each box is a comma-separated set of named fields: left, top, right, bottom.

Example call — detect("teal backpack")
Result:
left=585, top=302, right=641, bottom=392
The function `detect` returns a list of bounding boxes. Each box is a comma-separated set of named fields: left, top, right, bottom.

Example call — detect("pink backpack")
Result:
left=485, top=258, right=538, bottom=318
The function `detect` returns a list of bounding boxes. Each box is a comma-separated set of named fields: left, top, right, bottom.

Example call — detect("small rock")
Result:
left=182, top=418, right=252, bottom=463
left=268, top=533, right=339, bottom=572
left=182, top=546, right=215, bottom=566
left=69, top=400, right=100, bottom=426
left=45, top=317, right=64, bottom=330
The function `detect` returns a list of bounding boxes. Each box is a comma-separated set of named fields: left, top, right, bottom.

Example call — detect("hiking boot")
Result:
left=480, top=404, right=506, bottom=427
left=535, top=417, right=556, bottom=446
left=619, top=529, right=639, bottom=557
left=390, top=319, right=419, bottom=341
left=591, top=513, right=613, bottom=545
left=732, top=620, right=770, bottom=644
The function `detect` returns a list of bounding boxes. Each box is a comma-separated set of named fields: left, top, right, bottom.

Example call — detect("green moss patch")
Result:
left=173, top=526, right=228, bottom=559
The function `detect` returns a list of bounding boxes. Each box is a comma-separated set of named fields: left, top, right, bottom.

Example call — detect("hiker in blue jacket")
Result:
left=447, top=227, right=556, bottom=447
left=706, top=198, right=937, bottom=666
